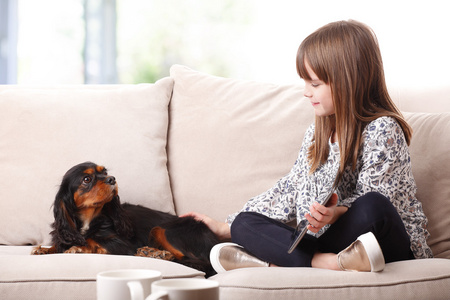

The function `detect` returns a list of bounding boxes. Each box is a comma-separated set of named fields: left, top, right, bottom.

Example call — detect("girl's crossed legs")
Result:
left=230, top=192, right=414, bottom=269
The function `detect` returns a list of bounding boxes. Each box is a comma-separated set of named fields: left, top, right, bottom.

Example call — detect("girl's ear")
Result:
left=103, top=195, right=134, bottom=237
left=51, top=189, right=85, bottom=252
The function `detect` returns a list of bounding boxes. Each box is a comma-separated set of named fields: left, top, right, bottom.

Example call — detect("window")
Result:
left=16, top=0, right=85, bottom=84
left=0, top=0, right=18, bottom=84
left=116, top=0, right=253, bottom=83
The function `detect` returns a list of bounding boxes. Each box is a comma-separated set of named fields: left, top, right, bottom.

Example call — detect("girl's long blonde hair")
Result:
left=296, top=20, right=412, bottom=186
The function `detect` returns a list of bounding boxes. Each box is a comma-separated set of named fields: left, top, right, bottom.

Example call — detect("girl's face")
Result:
left=302, top=61, right=335, bottom=117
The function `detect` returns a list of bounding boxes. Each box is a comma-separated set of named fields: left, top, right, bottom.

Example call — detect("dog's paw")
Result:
left=64, top=246, right=85, bottom=253
left=64, top=241, right=108, bottom=254
left=135, top=247, right=175, bottom=261
left=95, top=247, right=108, bottom=254
left=31, top=246, right=46, bottom=255
left=31, top=246, right=55, bottom=255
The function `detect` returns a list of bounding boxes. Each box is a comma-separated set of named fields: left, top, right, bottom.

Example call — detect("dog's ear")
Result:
left=51, top=186, right=85, bottom=252
left=103, top=195, right=134, bottom=237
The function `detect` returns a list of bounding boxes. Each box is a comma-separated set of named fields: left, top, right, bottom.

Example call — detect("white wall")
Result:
left=237, top=0, right=450, bottom=87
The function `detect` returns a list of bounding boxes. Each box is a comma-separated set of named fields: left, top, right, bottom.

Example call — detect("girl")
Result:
left=184, top=20, right=432, bottom=273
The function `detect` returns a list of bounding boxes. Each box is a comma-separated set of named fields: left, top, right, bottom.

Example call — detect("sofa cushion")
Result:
left=390, top=86, right=450, bottom=113
left=0, top=79, right=175, bottom=245
left=212, top=259, right=450, bottom=300
left=404, top=112, right=450, bottom=259
left=0, top=246, right=204, bottom=300
left=168, top=65, right=314, bottom=223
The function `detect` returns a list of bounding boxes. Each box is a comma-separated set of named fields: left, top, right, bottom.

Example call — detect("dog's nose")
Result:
left=106, top=176, right=116, bottom=185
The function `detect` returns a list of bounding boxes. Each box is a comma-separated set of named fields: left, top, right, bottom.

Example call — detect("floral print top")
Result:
left=227, top=116, right=433, bottom=259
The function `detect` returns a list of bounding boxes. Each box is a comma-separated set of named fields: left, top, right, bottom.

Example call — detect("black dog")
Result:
left=32, top=162, right=219, bottom=276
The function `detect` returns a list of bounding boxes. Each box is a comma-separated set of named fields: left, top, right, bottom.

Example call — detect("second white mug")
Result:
left=147, top=278, right=219, bottom=300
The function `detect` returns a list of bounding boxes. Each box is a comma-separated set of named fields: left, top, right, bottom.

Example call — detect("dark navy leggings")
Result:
left=230, top=192, right=414, bottom=267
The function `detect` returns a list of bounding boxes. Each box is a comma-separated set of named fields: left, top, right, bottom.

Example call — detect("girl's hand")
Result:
left=305, top=193, right=343, bottom=233
left=180, top=212, right=231, bottom=241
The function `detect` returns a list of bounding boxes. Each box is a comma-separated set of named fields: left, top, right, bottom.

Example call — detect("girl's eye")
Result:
left=83, top=176, right=92, bottom=184
left=311, top=83, right=320, bottom=88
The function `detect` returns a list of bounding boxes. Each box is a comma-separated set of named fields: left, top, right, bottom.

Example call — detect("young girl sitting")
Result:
left=184, top=20, right=432, bottom=273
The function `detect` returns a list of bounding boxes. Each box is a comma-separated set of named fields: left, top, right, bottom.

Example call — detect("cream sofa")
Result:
left=1, top=65, right=449, bottom=299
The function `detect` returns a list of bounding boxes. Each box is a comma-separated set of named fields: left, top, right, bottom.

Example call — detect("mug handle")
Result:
left=127, top=281, right=145, bottom=300
left=145, top=291, right=169, bottom=300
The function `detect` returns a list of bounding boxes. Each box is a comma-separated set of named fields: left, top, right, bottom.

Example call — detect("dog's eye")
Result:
left=83, top=176, right=92, bottom=184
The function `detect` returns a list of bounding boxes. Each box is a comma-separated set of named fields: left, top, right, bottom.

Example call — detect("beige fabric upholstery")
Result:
left=0, top=80, right=175, bottom=245
left=404, top=112, right=450, bottom=258
left=213, top=259, right=450, bottom=300
left=168, top=65, right=314, bottom=222
left=389, top=86, right=450, bottom=113
left=0, top=246, right=204, bottom=300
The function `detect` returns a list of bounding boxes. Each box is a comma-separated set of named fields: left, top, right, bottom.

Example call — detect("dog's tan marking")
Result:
left=151, top=227, right=185, bottom=260
left=83, top=168, right=95, bottom=175
left=74, top=181, right=116, bottom=209
left=61, top=201, right=77, bottom=230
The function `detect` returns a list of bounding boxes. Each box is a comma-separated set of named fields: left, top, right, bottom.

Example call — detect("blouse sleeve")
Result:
left=226, top=124, right=315, bottom=225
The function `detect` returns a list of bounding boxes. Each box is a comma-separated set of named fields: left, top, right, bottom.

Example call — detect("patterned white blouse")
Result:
left=227, top=116, right=433, bottom=259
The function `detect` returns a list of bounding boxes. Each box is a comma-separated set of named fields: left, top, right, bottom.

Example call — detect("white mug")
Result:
left=97, top=269, right=162, bottom=300
left=146, top=278, right=219, bottom=300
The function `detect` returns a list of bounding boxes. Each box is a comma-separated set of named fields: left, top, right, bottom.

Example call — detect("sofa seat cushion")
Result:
left=0, top=80, right=175, bottom=246
left=0, top=246, right=205, bottom=300
left=212, top=259, right=450, bottom=300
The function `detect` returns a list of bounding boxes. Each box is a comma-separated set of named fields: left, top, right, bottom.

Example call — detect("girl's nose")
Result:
left=303, top=86, right=312, bottom=98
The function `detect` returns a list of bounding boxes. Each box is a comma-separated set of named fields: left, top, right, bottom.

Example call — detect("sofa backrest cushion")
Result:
left=389, top=86, right=450, bottom=113
left=168, top=65, right=313, bottom=224
left=0, top=79, right=175, bottom=245
left=404, top=112, right=450, bottom=259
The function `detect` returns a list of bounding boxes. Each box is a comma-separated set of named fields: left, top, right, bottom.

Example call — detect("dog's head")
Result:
left=51, top=162, right=130, bottom=250
left=61, top=162, right=118, bottom=210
